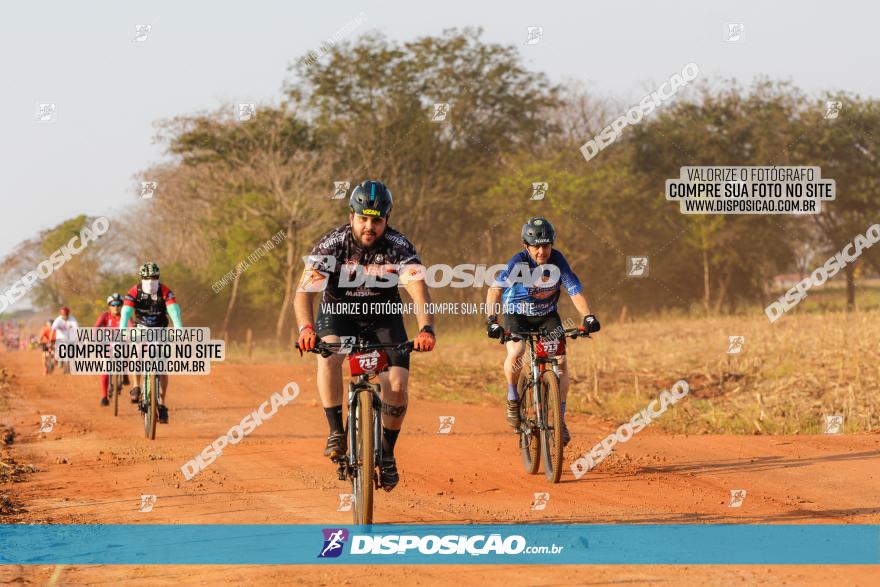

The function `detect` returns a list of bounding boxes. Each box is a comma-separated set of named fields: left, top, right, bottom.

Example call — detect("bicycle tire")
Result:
left=518, top=368, right=540, bottom=474
left=144, top=373, right=158, bottom=440
left=112, top=374, right=120, bottom=416
left=540, top=369, right=563, bottom=483
left=45, top=352, right=54, bottom=374
left=352, top=388, right=374, bottom=525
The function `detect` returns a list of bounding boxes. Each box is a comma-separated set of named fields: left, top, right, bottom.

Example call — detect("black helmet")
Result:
left=139, top=262, right=160, bottom=278
left=521, top=217, right=556, bottom=246
left=349, top=180, right=392, bottom=218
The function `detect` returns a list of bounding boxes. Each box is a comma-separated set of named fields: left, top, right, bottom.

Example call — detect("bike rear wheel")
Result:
left=352, top=388, right=374, bottom=525
left=45, top=352, right=54, bottom=374
left=540, top=369, right=563, bottom=483
left=518, top=368, right=540, bottom=474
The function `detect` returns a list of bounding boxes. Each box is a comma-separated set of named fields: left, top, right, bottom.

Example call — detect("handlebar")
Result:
left=295, top=338, right=416, bottom=357
left=500, top=327, right=591, bottom=344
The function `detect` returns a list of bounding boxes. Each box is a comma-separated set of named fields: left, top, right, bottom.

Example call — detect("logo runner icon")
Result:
left=318, top=528, right=349, bottom=558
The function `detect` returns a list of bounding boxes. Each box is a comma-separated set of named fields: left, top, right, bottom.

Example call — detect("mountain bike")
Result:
left=44, top=345, right=55, bottom=374
left=134, top=328, right=162, bottom=439
left=108, top=372, right=125, bottom=416
left=140, top=366, right=160, bottom=439
left=501, top=327, right=590, bottom=483
left=298, top=337, right=417, bottom=525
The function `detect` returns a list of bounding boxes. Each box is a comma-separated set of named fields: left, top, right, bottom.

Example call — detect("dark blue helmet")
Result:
left=521, top=217, right=556, bottom=246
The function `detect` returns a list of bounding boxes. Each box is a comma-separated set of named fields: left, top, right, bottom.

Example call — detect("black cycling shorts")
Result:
left=315, top=305, right=410, bottom=369
left=502, top=311, right=563, bottom=338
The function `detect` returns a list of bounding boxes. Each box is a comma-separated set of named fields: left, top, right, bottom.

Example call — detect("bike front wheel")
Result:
left=540, top=369, right=563, bottom=483
left=518, top=368, right=541, bottom=475
left=143, top=373, right=158, bottom=440
left=352, top=388, right=374, bottom=525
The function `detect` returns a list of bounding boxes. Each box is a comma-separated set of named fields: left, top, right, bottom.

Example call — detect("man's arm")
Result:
left=486, top=287, right=502, bottom=319
left=403, top=278, right=433, bottom=331
left=293, top=288, right=317, bottom=331
left=570, top=292, right=591, bottom=319
left=166, top=303, right=182, bottom=328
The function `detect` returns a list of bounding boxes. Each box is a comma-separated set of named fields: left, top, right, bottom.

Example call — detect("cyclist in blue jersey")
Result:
left=485, top=217, right=600, bottom=446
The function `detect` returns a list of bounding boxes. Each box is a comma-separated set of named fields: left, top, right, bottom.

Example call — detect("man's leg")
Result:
left=504, top=339, right=527, bottom=386
left=555, top=354, right=571, bottom=446
left=158, top=374, right=169, bottom=422
left=100, top=374, right=109, bottom=406
left=377, top=366, right=408, bottom=490
left=380, top=367, right=409, bottom=444
left=130, top=372, right=142, bottom=403
left=316, top=334, right=346, bottom=457
left=159, top=375, right=169, bottom=402
left=504, top=340, right=526, bottom=429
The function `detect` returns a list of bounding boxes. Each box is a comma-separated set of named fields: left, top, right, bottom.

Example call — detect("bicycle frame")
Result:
left=525, top=339, right=560, bottom=432
left=136, top=326, right=161, bottom=439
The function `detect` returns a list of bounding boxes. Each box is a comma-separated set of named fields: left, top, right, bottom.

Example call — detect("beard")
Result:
left=354, top=227, right=381, bottom=248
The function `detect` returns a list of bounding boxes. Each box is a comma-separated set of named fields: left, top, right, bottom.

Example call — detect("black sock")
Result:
left=324, top=405, right=344, bottom=435
left=382, top=427, right=400, bottom=455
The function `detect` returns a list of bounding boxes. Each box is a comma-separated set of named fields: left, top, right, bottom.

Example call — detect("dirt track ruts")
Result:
left=2, top=349, right=879, bottom=585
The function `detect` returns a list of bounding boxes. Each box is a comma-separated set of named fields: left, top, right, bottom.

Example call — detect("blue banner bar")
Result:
left=1, top=524, right=877, bottom=565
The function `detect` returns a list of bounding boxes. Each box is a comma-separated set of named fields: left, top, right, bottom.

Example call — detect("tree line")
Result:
left=3, top=28, right=878, bottom=339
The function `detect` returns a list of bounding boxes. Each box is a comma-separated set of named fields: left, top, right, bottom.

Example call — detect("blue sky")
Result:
left=2, top=0, right=875, bottom=259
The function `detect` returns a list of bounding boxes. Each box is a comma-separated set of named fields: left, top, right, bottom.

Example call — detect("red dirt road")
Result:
left=2, top=350, right=879, bottom=585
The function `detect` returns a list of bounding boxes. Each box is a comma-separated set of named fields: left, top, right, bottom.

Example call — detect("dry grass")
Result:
left=223, top=309, right=880, bottom=435
left=409, top=311, right=880, bottom=435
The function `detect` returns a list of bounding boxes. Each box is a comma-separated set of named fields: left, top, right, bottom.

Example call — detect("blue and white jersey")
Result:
left=497, top=249, right=582, bottom=316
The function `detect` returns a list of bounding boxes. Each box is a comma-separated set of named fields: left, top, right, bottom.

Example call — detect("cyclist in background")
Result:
left=95, top=293, right=130, bottom=406
left=121, top=262, right=182, bottom=424
left=39, top=319, right=54, bottom=374
left=485, top=217, right=600, bottom=446
left=51, top=306, right=79, bottom=371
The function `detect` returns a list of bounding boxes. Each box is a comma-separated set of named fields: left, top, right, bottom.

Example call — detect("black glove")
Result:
left=486, top=315, right=503, bottom=339
left=583, top=314, right=601, bottom=333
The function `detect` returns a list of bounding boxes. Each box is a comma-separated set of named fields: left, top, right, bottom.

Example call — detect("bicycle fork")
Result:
left=531, top=359, right=560, bottom=432
left=342, top=382, right=383, bottom=483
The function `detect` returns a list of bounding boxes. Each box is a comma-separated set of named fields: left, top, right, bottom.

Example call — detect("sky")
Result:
left=2, top=0, right=877, bottom=260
